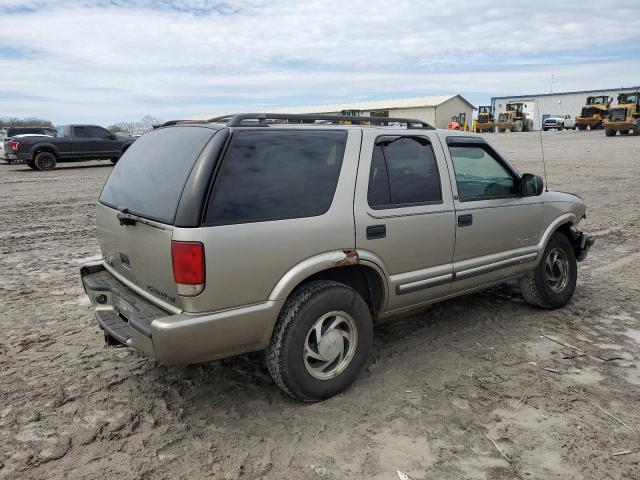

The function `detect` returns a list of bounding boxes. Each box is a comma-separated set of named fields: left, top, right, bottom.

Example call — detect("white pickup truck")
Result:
left=542, top=114, right=576, bottom=131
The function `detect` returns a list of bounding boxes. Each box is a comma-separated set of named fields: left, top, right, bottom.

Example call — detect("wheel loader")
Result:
left=495, top=102, right=534, bottom=132
left=473, top=106, right=494, bottom=132
left=604, top=91, right=639, bottom=136
left=575, top=95, right=612, bottom=130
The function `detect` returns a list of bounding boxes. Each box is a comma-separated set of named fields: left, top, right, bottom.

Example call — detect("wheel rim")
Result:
left=303, top=311, right=357, bottom=380
left=545, top=247, right=570, bottom=293
left=38, top=155, right=54, bottom=169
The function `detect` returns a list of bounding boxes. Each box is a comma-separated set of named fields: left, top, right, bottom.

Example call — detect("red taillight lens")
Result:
left=171, top=241, right=205, bottom=287
left=9, top=140, right=20, bottom=151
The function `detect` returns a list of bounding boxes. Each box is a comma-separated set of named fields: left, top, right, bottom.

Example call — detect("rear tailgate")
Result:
left=96, top=204, right=180, bottom=308
left=97, top=125, right=217, bottom=309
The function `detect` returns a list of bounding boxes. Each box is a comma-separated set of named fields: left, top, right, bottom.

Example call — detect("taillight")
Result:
left=8, top=140, right=20, bottom=151
left=171, top=241, right=205, bottom=296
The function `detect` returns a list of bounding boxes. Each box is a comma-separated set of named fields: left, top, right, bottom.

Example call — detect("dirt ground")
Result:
left=1, top=130, right=639, bottom=480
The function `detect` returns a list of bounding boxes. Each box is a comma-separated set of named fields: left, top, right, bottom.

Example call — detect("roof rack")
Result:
left=207, top=113, right=434, bottom=129
left=153, top=119, right=205, bottom=129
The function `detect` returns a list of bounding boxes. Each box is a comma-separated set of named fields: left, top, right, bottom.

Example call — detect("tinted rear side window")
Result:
left=100, top=127, right=215, bottom=224
left=205, top=130, right=347, bottom=226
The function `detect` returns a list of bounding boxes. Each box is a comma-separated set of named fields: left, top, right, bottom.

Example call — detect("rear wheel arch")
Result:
left=269, top=253, right=388, bottom=319
left=32, top=145, right=58, bottom=158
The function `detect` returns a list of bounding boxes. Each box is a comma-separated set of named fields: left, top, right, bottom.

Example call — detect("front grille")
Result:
left=581, top=106, right=597, bottom=117
left=498, top=113, right=509, bottom=122
left=478, top=114, right=489, bottom=123
left=610, top=108, right=627, bottom=121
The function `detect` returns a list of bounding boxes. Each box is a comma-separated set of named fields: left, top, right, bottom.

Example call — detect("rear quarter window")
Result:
left=100, top=126, right=216, bottom=224
left=204, top=130, right=347, bottom=226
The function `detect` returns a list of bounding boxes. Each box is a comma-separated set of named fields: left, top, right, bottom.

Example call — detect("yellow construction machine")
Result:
left=495, top=102, right=534, bottom=132
left=473, top=106, right=495, bottom=133
left=575, top=95, right=612, bottom=130
left=604, top=91, right=640, bottom=136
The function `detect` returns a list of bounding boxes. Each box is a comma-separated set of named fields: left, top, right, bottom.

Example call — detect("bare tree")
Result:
left=107, top=116, right=164, bottom=136
left=0, top=117, right=53, bottom=128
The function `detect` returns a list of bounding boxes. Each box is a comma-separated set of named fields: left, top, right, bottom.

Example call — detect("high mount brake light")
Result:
left=171, top=241, right=205, bottom=296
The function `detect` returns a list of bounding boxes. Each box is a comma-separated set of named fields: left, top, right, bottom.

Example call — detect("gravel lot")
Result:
left=1, top=130, right=639, bottom=480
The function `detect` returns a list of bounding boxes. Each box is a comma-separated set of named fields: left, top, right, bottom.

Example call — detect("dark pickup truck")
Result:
left=3, top=124, right=136, bottom=170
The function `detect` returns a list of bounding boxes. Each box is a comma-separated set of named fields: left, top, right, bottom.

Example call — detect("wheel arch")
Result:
left=537, top=213, right=586, bottom=262
left=31, top=143, right=59, bottom=158
left=268, top=250, right=389, bottom=317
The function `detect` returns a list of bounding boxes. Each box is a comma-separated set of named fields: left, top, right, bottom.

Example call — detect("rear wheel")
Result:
left=266, top=280, right=373, bottom=401
left=519, top=233, right=577, bottom=309
left=33, top=152, right=57, bottom=171
left=605, top=128, right=616, bottom=137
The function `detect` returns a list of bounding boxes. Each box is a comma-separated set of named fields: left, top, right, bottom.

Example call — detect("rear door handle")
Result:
left=366, top=224, right=386, bottom=240
left=458, top=214, right=473, bottom=227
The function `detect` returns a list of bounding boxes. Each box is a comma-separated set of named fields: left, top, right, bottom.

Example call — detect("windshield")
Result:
left=589, top=96, right=608, bottom=105
left=506, top=103, right=523, bottom=112
left=100, top=126, right=216, bottom=224
left=618, top=93, right=639, bottom=104
left=479, top=106, right=491, bottom=113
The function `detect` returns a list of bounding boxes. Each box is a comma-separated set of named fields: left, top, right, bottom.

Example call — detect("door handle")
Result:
left=366, top=224, right=386, bottom=240
left=458, top=214, right=473, bottom=227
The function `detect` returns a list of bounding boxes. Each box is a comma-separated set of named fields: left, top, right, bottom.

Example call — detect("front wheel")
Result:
left=266, top=280, right=372, bottom=401
left=519, top=233, right=577, bottom=309
left=605, top=128, right=616, bottom=137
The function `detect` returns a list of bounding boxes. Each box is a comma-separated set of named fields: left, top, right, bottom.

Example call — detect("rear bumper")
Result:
left=605, top=121, right=636, bottom=131
left=5, top=153, right=30, bottom=163
left=81, top=263, right=282, bottom=364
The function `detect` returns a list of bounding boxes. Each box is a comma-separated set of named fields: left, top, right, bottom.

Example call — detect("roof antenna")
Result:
left=535, top=101, right=550, bottom=191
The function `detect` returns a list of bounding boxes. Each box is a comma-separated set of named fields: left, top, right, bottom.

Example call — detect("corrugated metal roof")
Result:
left=491, top=85, right=640, bottom=101
left=195, top=94, right=475, bottom=120
left=269, top=95, right=475, bottom=114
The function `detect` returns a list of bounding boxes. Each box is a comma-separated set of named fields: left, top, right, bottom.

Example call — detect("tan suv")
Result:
left=81, top=113, right=593, bottom=401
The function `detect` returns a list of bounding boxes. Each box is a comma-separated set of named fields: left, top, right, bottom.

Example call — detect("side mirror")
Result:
left=521, top=173, right=544, bottom=196
left=108, top=133, right=117, bottom=140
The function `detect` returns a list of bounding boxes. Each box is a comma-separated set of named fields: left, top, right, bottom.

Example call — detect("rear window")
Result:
left=204, top=130, right=347, bottom=226
left=100, top=127, right=215, bottom=224
left=6, top=127, right=50, bottom=137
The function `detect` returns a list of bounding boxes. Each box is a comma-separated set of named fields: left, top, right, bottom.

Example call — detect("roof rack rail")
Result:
left=207, top=113, right=434, bottom=129
left=153, top=119, right=205, bottom=129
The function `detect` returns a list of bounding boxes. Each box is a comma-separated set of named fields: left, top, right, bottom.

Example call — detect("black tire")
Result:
left=33, top=152, right=57, bottom=171
left=605, top=128, right=616, bottom=137
left=266, top=280, right=373, bottom=401
left=519, top=233, right=577, bottom=309
left=620, top=130, right=629, bottom=135
left=26, top=160, right=37, bottom=169
left=577, top=124, right=586, bottom=131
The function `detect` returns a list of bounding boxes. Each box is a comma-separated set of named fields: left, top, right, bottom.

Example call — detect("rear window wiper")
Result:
left=116, top=207, right=137, bottom=226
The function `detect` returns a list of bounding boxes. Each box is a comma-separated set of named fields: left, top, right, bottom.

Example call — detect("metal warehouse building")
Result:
left=275, top=95, right=475, bottom=129
left=492, top=86, right=640, bottom=130
left=201, top=95, right=475, bottom=129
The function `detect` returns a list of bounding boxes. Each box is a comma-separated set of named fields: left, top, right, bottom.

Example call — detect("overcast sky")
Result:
left=1, top=0, right=639, bottom=125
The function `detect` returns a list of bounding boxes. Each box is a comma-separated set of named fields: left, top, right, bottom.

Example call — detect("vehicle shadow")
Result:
left=124, top=282, right=531, bottom=407
left=10, top=162, right=113, bottom=172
